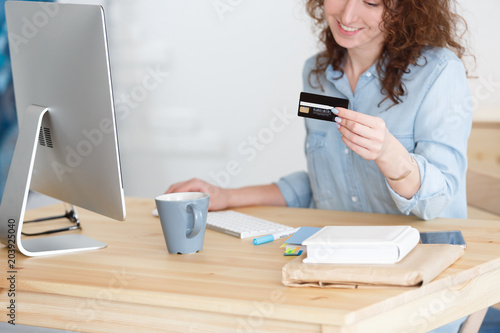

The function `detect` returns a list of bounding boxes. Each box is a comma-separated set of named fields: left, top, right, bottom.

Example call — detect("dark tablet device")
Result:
left=420, top=230, right=466, bottom=248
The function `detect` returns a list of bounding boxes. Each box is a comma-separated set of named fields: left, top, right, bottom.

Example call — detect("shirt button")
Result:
left=351, top=196, right=358, bottom=202
left=344, top=148, right=349, bottom=154
left=366, top=72, right=372, bottom=77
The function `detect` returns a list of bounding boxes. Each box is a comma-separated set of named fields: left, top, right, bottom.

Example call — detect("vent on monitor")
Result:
left=38, top=126, right=53, bottom=148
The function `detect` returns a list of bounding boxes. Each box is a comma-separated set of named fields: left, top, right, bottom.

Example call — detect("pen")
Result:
left=253, top=227, right=300, bottom=245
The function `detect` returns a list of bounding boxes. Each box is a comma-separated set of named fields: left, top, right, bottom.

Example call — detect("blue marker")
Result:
left=253, top=227, right=300, bottom=245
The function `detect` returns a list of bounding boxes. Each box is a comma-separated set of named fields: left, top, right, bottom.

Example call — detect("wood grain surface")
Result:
left=1, top=197, right=499, bottom=332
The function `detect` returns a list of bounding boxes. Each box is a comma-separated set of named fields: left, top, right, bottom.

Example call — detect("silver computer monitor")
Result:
left=0, top=1, right=126, bottom=256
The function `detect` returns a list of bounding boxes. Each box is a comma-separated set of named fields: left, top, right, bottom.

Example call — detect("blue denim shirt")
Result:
left=276, top=47, right=472, bottom=220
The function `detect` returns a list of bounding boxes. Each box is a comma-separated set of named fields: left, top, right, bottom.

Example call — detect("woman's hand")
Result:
left=334, top=107, right=391, bottom=161
left=165, top=178, right=231, bottom=211
left=334, top=107, right=421, bottom=199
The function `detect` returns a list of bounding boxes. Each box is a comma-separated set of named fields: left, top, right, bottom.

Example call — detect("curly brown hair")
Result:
left=306, top=0, right=470, bottom=106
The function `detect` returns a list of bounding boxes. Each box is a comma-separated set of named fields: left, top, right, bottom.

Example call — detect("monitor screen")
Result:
left=0, top=1, right=125, bottom=256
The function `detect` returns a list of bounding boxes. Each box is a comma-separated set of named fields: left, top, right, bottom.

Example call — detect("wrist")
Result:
left=375, top=136, right=415, bottom=180
left=374, top=133, right=400, bottom=165
left=225, top=188, right=242, bottom=208
left=226, top=184, right=286, bottom=208
left=385, top=156, right=418, bottom=182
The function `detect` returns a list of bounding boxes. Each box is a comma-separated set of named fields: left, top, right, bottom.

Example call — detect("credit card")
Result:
left=297, top=92, right=349, bottom=122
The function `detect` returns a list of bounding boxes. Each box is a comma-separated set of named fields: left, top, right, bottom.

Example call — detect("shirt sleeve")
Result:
left=275, top=171, right=313, bottom=208
left=387, top=57, right=472, bottom=220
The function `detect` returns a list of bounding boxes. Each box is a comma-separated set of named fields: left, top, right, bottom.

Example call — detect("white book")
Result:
left=302, top=226, right=420, bottom=264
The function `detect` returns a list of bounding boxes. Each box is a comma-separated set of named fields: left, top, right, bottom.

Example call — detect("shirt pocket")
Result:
left=305, top=131, right=336, bottom=202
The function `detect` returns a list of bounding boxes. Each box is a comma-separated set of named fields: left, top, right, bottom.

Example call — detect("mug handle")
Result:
left=186, top=203, right=202, bottom=238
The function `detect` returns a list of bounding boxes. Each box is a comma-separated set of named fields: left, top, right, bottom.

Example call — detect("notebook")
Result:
left=281, top=226, right=321, bottom=256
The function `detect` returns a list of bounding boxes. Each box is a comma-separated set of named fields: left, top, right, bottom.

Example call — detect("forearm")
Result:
left=226, top=184, right=287, bottom=208
left=376, top=135, right=421, bottom=199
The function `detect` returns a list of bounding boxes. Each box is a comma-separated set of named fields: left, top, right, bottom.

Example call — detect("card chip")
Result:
left=299, top=106, right=310, bottom=114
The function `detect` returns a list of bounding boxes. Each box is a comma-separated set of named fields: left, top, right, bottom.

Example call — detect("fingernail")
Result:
left=332, top=108, right=339, bottom=114
left=336, top=123, right=340, bottom=129
left=335, top=117, right=342, bottom=123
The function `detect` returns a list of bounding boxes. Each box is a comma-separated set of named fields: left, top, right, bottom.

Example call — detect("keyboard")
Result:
left=206, top=210, right=293, bottom=238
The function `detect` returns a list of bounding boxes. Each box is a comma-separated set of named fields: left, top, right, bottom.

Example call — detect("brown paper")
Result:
left=282, top=244, right=464, bottom=288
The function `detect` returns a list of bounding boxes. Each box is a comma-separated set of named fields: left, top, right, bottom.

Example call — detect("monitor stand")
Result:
left=0, top=105, right=106, bottom=257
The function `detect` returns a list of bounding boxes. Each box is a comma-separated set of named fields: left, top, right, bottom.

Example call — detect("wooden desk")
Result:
left=1, top=198, right=500, bottom=332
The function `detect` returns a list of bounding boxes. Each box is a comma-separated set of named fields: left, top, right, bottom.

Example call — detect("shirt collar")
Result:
left=325, top=61, right=379, bottom=83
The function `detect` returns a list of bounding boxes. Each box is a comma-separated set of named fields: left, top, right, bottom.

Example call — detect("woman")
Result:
left=168, top=1, right=474, bottom=330
left=167, top=0, right=473, bottom=222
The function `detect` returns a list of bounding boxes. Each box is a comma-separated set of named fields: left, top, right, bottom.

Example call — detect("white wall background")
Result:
left=69, top=0, right=500, bottom=199
left=105, top=0, right=316, bottom=198
left=459, top=0, right=500, bottom=119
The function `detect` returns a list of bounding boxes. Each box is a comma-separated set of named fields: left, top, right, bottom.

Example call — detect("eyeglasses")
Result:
left=22, top=205, right=81, bottom=236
